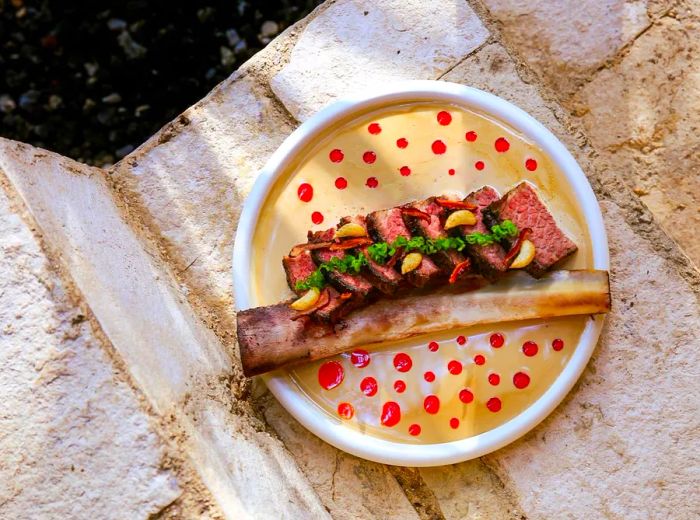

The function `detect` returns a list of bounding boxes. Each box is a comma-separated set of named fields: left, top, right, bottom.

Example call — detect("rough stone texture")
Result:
left=0, top=182, right=181, bottom=518
left=271, top=0, right=490, bottom=120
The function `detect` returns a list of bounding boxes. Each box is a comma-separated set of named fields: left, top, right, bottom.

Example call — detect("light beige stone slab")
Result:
left=0, top=184, right=181, bottom=518
left=270, top=0, right=490, bottom=120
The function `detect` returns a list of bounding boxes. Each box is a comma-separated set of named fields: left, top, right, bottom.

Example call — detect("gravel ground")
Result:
left=0, top=0, right=323, bottom=166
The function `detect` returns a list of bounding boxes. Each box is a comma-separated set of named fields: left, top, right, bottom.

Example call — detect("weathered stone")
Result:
left=486, top=200, right=700, bottom=520
left=271, top=0, right=490, bottom=120
left=573, top=16, right=700, bottom=267
left=0, top=182, right=181, bottom=518
left=480, top=0, right=655, bottom=98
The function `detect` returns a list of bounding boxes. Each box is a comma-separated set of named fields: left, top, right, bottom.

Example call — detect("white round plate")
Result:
left=232, top=80, right=609, bottom=466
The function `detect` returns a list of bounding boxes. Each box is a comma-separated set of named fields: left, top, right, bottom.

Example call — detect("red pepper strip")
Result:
left=329, top=237, right=374, bottom=251
left=401, top=206, right=432, bottom=223
left=448, top=258, right=472, bottom=284
left=504, top=228, right=533, bottom=265
left=435, top=198, right=478, bottom=211
left=385, top=247, right=404, bottom=269
left=289, top=241, right=334, bottom=257
left=290, top=288, right=331, bottom=320
left=339, top=292, right=353, bottom=300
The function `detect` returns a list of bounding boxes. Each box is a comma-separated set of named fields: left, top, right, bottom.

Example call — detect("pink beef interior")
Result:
left=461, top=186, right=508, bottom=273
left=282, top=252, right=317, bottom=294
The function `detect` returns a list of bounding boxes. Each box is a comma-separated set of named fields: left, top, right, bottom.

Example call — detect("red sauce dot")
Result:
left=459, top=388, right=474, bottom=403
left=424, top=371, right=435, bottom=382
left=408, top=423, right=421, bottom=436
left=437, top=111, right=452, bottom=125
left=448, top=360, right=463, bottom=375
left=337, top=402, right=354, bottom=419
left=381, top=401, right=401, bottom=427
left=474, top=354, right=486, bottom=366
left=465, top=131, right=477, bottom=142
left=311, top=211, right=324, bottom=225
left=448, top=168, right=456, bottom=176
left=424, top=395, right=440, bottom=414
left=366, top=176, right=379, bottom=188
left=329, top=149, right=344, bottom=163
left=318, top=361, right=344, bottom=390
left=396, top=137, right=409, bottom=149
left=488, top=373, right=501, bottom=386
left=449, top=417, right=460, bottom=429
left=522, top=341, right=539, bottom=357
left=552, top=338, right=565, bottom=351
left=431, top=140, right=447, bottom=155
left=487, top=397, right=502, bottom=412
left=399, top=166, right=411, bottom=176
left=495, top=137, right=510, bottom=152
left=335, top=176, right=348, bottom=190
left=428, top=341, right=439, bottom=352
left=490, top=333, right=504, bottom=348
left=350, top=349, right=370, bottom=368
left=360, top=376, right=378, bottom=397
left=394, top=380, right=406, bottom=393
left=363, top=151, right=377, bottom=164
left=297, top=183, right=313, bottom=202
left=393, top=353, right=413, bottom=372
left=525, top=158, right=538, bottom=171
left=456, top=335, right=466, bottom=346
left=368, top=122, right=382, bottom=135
left=513, top=372, right=530, bottom=389
left=475, top=161, right=485, bottom=171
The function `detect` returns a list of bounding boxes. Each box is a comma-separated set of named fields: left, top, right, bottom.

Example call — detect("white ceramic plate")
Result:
left=232, top=80, right=609, bottom=466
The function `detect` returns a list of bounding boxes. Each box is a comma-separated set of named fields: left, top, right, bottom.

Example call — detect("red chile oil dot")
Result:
left=399, top=166, right=411, bottom=176
left=311, top=211, right=324, bottom=225
left=449, top=417, right=460, bottom=429
left=437, top=111, right=452, bottom=125
left=329, top=148, right=344, bottom=163
left=494, top=137, right=510, bottom=153
left=394, top=380, right=407, bottom=393
left=318, top=361, right=344, bottom=390
left=431, top=140, right=447, bottom=155
left=424, top=395, right=440, bottom=414
left=448, top=360, right=463, bottom=375
left=408, top=423, right=421, bottom=436
left=381, top=401, right=401, bottom=427
left=393, top=352, right=413, bottom=372
left=488, top=372, right=501, bottom=386
left=486, top=397, right=502, bottom=413
left=525, top=158, right=538, bottom=171
left=363, top=151, right=377, bottom=164
left=456, top=335, right=466, bottom=345
left=552, top=338, right=565, bottom=351
left=475, top=161, right=485, bottom=171
left=424, top=371, right=436, bottom=382
left=465, top=131, right=477, bottom=142
left=490, top=333, right=505, bottom=348
left=335, top=176, right=348, bottom=190
left=473, top=354, right=486, bottom=366
left=297, top=183, right=313, bottom=202
left=522, top=341, right=539, bottom=357
left=448, top=168, right=456, bottom=176
left=396, top=137, right=409, bottom=149
left=350, top=349, right=370, bottom=368
left=428, top=341, right=439, bottom=352
left=368, top=122, right=382, bottom=135
left=459, top=388, right=474, bottom=404
left=513, top=371, right=530, bottom=389
left=337, top=402, right=354, bottom=420
left=360, top=376, right=378, bottom=397
left=366, top=176, right=379, bottom=188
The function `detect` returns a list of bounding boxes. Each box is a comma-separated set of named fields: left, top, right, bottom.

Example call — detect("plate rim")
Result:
left=232, top=80, right=609, bottom=466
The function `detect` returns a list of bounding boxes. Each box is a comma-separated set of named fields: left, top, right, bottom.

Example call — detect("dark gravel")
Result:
left=0, top=0, right=323, bottom=166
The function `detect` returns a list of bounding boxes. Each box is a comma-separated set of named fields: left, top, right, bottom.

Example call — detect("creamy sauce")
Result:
left=247, top=103, right=593, bottom=443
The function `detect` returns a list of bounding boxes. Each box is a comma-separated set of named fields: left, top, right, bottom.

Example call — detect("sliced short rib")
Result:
left=367, top=207, right=442, bottom=288
left=486, top=182, right=578, bottom=277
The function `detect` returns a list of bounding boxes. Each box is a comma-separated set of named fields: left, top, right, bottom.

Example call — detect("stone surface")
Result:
left=270, top=0, right=490, bottom=120
left=480, top=0, right=655, bottom=98
left=573, top=15, right=700, bottom=267
left=0, top=182, right=181, bottom=518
